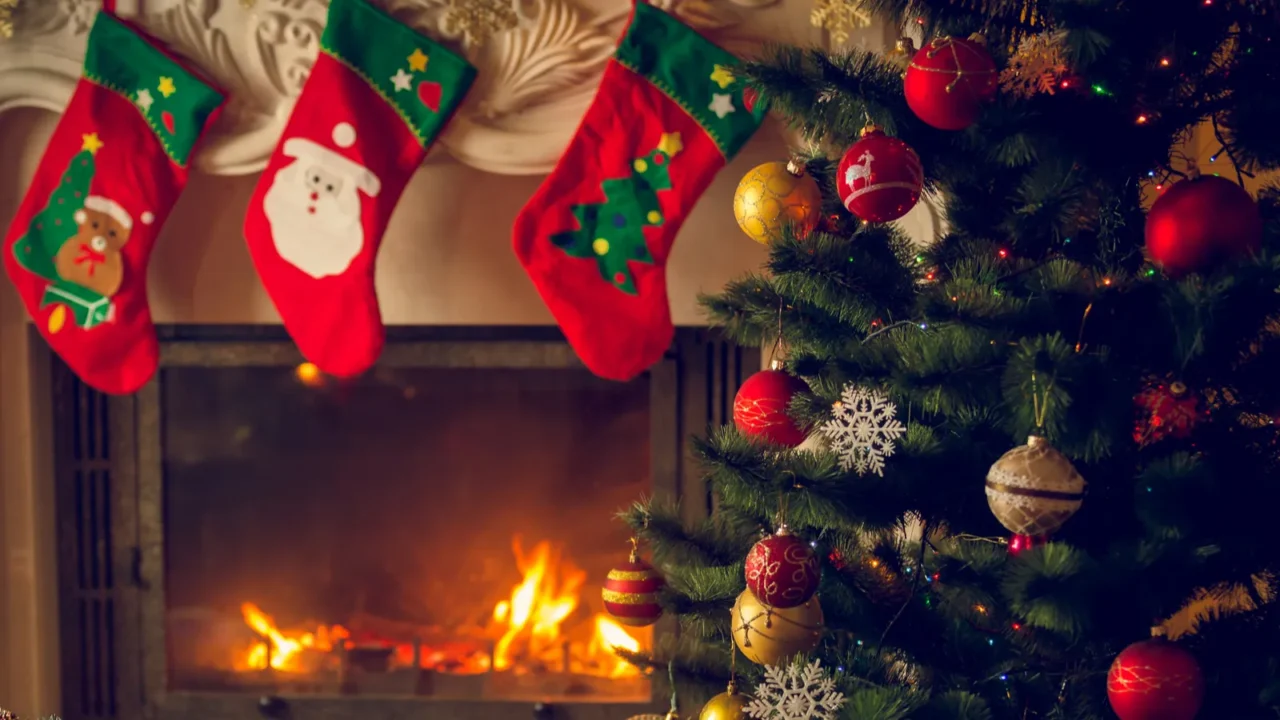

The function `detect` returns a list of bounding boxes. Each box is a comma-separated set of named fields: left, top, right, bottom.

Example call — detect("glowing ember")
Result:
left=233, top=537, right=647, bottom=679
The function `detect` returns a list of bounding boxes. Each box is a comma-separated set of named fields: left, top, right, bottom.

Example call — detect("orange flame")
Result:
left=236, top=602, right=348, bottom=673
left=235, top=537, right=644, bottom=679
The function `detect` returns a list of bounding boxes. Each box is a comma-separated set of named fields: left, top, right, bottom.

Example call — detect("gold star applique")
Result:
left=657, top=132, right=683, bottom=157
left=158, top=76, right=176, bottom=98
left=710, top=64, right=736, bottom=89
left=407, top=49, right=429, bottom=72
left=81, top=132, right=104, bottom=155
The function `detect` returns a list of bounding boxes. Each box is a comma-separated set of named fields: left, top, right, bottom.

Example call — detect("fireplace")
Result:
left=49, top=326, right=757, bottom=720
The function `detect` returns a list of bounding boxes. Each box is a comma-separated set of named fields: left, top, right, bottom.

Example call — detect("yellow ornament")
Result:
left=700, top=682, right=751, bottom=720
left=733, top=161, right=823, bottom=245
left=730, top=588, right=823, bottom=665
left=985, top=435, right=1086, bottom=536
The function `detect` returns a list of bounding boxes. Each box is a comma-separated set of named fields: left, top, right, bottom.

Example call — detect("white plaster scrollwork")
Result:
left=0, top=0, right=786, bottom=175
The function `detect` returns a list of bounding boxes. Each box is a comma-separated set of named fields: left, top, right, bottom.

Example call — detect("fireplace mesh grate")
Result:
left=54, top=359, right=120, bottom=720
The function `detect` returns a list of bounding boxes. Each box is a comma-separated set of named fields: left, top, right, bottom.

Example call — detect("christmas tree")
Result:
left=615, top=1, right=1280, bottom=718
left=12, top=147, right=96, bottom=282
left=550, top=139, right=680, bottom=295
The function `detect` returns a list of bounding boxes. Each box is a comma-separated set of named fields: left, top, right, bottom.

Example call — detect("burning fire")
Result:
left=234, top=537, right=644, bottom=679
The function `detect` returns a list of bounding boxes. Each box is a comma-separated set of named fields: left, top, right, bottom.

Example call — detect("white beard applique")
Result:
left=262, top=122, right=381, bottom=279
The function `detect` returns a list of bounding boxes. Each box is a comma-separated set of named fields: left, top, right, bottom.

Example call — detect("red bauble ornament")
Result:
left=1134, top=380, right=1200, bottom=446
left=836, top=127, right=924, bottom=223
left=904, top=37, right=998, bottom=130
left=733, top=369, right=809, bottom=447
left=1145, top=174, right=1262, bottom=278
left=1107, top=637, right=1204, bottom=720
left=744, top=528, right=820, bottom=608
left=602, top=553, right=664, bottom=627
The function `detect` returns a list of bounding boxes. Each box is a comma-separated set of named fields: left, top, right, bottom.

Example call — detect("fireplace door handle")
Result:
left=130, top=547, right=150, bottom=590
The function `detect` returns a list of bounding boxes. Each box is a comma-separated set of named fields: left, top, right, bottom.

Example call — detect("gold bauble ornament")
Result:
left=730, top=588, right=823, bottom=665
left=985, top=435, right=1086, bottom=536
left=699, top=681, right=751, bottom=720
left=733, top=161, right=823, bottom=244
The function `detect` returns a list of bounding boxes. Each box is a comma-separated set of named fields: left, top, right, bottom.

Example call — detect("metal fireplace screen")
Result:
left=51, top=328, right=758, bottom=720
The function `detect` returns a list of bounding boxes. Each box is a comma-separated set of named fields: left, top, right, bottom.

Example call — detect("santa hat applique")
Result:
left=77, top=195, right=134, bottom=230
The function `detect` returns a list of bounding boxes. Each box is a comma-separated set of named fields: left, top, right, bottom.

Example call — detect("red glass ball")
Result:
left=1107, top=638, right=1204, bottom=720
left=745, top=531, right=820, bottom=608
left=732, top=370, right=809, bottom=447
left=836, top=129, right=924, bottom=223
left=1145, top=175, right=1262, bottom=278
left=602, top=559, right=664, bottom=627
left=904, top=37, right=997, bottom=130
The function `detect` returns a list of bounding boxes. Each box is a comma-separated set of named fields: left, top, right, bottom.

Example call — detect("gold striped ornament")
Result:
left=603, top=545, right=664, bottom=628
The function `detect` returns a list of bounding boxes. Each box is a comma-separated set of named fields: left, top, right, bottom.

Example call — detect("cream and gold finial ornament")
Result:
left=441, top=0, right=519, bottom=49
left=809, top=0, right=872, bottom=45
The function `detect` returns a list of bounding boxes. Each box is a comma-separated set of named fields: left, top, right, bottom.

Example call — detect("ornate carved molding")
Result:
left=0, top=0, right=781, bottom=175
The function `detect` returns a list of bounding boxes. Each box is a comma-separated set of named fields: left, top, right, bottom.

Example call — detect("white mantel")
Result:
left=0, top=2, right=915, bottom=715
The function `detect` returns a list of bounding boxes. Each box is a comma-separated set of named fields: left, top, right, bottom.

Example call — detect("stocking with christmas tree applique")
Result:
left=3, top=11, right=224, bottom=394
left=243, top=0, right=476, bottom=378
left=512, top=1, right=766, bottom=381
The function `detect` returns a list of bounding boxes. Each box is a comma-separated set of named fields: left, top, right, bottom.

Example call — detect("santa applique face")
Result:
left=57, top=195, right=132, bottom=297
left=263, top=122, right=382, bottom=279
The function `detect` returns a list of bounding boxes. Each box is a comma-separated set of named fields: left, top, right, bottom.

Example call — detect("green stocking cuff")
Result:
left=614, top=3, right=766, bottom=160
left=83, top=12, right=224, bottom=168
left=321, top=0, right=477, bottom=148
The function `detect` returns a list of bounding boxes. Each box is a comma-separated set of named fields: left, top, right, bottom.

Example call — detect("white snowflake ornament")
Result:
left=820, top=385, right=906, bottom=476
left=745, top=659, right=846, bottom=720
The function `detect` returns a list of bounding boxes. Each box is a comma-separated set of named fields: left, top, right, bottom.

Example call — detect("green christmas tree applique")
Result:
left=550, top=133, right=684, bottom=295
left=12, top=135, right=115, bottom=333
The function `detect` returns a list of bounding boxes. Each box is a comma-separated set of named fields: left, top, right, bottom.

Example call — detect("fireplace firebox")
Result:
left=49, top=326, right=757, bottom=720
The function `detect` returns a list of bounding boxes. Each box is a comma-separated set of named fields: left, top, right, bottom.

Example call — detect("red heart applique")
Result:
left=743, top=87, right=759, bottom=114
left=161, top=110, right=175, bottom=134
left=417, top=81, right=442, bottom=112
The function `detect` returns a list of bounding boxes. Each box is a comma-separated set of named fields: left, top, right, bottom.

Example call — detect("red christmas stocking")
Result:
left=243, top=0, right=475, bottom=377
left=3, top=12, right=224, bottom=394
left=513, top=3, right=766, bottom=381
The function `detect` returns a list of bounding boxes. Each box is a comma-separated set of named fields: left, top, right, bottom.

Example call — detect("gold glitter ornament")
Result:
left=441, top=0, right=519, bottom=49
left=699, top=681, right=751, bottom=720
left=731, top=588, right=823, bottom=666
left=985, top=435, right=1086, bottom=536
left=1000, top=30, right=1071, bottom=99
left=809, top=0, right=872, bottom=45
left=733, top=161, right=823, bottom=245
left=0, top=0, right=18, bottom=39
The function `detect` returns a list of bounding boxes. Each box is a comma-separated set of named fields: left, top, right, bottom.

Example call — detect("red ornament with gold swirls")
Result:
left=744, top=527, right=820, bottom=608
left=732, top=370, right=810, bottom=448
left=904, top=36, right=998, bottom=130
left=1107, top=636, right=1204, bottom=720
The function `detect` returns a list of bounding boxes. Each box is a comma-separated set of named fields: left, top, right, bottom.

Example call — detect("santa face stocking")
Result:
left=3, top=12, right=223, bottom=395
left=243, top=0, right=475, bottom=377
left=513, top=3, right=766, bottom=381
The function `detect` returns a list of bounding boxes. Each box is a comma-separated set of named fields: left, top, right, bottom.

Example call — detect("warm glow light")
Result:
left=237, top=602, right=348, bottom=673
left=1160, top=58, right=1171, bottom=67
left=295, top=362, right=323, bottom=386
left=998, top=249, right=1008, bottom=258
left=1103, top=277, right=1113, bottom=286
left=1136, top=114, right=1149, bottom=124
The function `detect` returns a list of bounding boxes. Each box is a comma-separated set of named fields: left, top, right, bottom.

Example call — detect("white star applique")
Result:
left=391, top=68, right=413, bottom=92
left=709, top=93, right=736, bottom=119
left=136, top=88, right=154, bottom=112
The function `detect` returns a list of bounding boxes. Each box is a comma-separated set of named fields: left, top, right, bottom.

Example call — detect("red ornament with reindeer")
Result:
left=836, top=127, right=924, bottom=224
left=904, top=36, right=998, bottom=130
